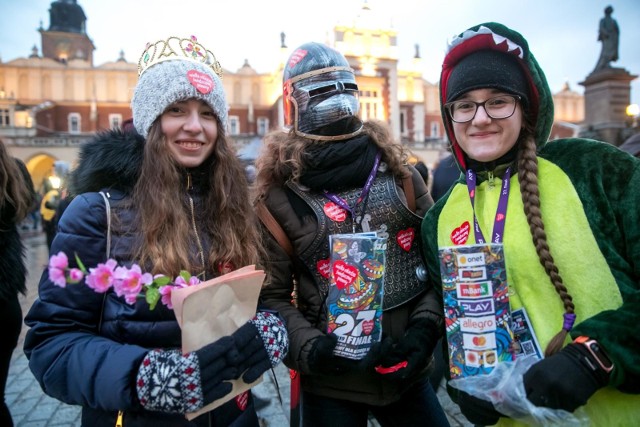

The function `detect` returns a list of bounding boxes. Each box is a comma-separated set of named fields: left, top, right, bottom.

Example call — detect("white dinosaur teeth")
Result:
left=446, top=25, right=524, bottom=59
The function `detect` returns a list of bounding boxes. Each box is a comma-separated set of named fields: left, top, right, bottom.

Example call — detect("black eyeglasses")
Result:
left=445, top=95, right=521, bottom=123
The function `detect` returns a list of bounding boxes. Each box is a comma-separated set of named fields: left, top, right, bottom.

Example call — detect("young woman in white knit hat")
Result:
left=24, top=36, right=288, bottom=427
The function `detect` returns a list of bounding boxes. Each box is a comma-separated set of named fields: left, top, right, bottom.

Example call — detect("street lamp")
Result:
left=626, top=103, right=639, bottom=128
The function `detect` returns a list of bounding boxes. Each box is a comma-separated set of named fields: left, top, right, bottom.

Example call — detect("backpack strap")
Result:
left=255, top=200, right=294, bottom=257
left=402, top=172, right=416, bottom=214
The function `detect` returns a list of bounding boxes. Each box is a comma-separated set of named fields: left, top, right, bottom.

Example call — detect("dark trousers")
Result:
left=43, top=220, right=56, bottom=253
left=0, top=295, right=22, bottom=427
left=301, top=378, right=450, bottom=427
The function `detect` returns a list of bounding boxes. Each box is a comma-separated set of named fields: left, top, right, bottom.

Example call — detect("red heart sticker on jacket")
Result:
left=187, top=69, right=214, bottom=94
left=396, top=228, right=415, bottom=252
left=451, top=221, right=470, bottom=245
left=235, top=391, right=249, bottom=410
left=317, top=259, right=330, bottom=278
left=496, top=213, right=505, bottom=222
left=324, top=202, right=347, bottom=222
left=332, top=260, right=358, bottom=290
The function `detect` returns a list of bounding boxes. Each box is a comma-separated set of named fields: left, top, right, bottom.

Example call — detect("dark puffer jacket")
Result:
left=23, top=130, right=259, bottom=427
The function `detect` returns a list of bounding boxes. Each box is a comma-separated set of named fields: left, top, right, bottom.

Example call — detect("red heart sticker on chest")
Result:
left=317, top=259, right=330, bottom=278
left=332, top=260, right=358, bottom=290
left=496, top=213, right=505, bottom=222
left=396, top=228, right=415, bottom=252
left=187, top=69, right=214, bottom=94
left=451, top=221, right=470, bottom=245
left=324, top=201, right=347, bottom=222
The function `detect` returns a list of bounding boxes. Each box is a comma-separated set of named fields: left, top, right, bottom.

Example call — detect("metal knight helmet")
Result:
left=283, top=42, right=362, bottom=141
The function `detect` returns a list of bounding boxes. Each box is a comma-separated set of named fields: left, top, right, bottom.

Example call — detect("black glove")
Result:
left=231, top=312, right=289, bottom=383
left=136, top=336, right=238, bottom=413
left=307, top=333, right=369, bottom=375
left=457, top=389, right=502, bottom=426
left=373, top=318, right=439, bottom=380
left=523, top=343, right=610, bottom=412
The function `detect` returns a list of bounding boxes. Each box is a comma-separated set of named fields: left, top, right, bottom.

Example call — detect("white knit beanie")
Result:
left=131, top=37, right=227, bottom=138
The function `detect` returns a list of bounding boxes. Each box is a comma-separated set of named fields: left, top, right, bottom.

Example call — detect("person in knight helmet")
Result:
left=422, top=22, right=640, bottom=426
left=254, top=42, right=449, bottom=426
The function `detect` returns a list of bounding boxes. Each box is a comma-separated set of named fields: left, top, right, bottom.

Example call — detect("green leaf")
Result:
left=153, top=275, right=171, bottom=286
left=179, top=270, right=191, bottom=282
left=74, top=253, right=87, bottom=273
left=146, top=287, right=160, bottom=310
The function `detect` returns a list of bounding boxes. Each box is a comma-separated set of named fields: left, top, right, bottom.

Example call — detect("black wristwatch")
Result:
left=574, top=336, right=614, bottom=373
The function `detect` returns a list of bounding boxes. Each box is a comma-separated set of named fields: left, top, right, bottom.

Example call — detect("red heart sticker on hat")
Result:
left=451, top=221, right=470, bottom=245
left=317, top=259, right=331, bottom=279
left=324, top=202, right=347, bottom=222
left=332, top=260, right=358, bottom=290
left=288, top=49, right=308, bottom=68
left=187, top=69, right=214, bottom=94
left=396, top=228, right=415, bottom=252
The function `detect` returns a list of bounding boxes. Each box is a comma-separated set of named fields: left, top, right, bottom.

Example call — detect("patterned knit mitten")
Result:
left=232, top=311, right=289, bottom=383
left=136, top=336, right=238, bottom=413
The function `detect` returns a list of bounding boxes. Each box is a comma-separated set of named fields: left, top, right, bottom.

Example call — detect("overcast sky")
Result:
left=1, top=0, right=639, bottom=106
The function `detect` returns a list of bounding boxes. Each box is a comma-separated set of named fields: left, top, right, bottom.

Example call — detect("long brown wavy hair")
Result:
left=129, top=118, right=264, bottom=279
left=254, top=119, right=410, bottom=200
left=0, top=139, right=32, bottom=222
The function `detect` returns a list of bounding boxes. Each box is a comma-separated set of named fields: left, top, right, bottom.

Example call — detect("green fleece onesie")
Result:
left=421, top=22, right=640, bottom=427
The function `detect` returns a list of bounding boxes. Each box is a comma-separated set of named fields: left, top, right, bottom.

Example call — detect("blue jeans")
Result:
left=301, top=378, right=450, bottom=427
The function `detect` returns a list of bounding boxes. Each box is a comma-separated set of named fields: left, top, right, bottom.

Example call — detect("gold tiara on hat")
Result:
left=137, top=35, right=223, bottom=78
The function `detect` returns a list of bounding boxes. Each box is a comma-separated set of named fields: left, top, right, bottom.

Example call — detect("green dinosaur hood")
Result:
left=439, top=22, right=555, bottom=171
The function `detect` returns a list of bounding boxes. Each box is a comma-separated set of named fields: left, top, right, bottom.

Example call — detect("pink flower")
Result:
left=159, top=285, right=175, bottom=309
left=68, top=268, right=84, bottom=284
left=174, top=275, right=201, bottom=287
left=49, top=267, right=67, bottom=288
left=86, top=259, right=118, bottom=293
left=47, top=252, right=204, bottom=311
left=113, top=265, right=153, bottom=303
left=124, top=293, right=139, bottom=305
left=49, top=252, right=69, bottom=270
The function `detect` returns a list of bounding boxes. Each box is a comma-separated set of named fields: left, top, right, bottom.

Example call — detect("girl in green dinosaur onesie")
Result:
left=421, top=22, right=639, bottom=426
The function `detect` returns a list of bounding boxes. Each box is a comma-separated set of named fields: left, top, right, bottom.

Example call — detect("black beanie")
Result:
left=446, top=50, right=529, bottom=106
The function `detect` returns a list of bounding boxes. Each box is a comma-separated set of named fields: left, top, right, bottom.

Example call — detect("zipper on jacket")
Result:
left=488, top=171, right=495, bottom=190
left=115, top=410, right=123, bottom=427
left=187, top=173, right=206, bottom=280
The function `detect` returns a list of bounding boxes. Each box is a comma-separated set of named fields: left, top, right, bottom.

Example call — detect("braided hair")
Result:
left=516, top=120, right=575, bottom=356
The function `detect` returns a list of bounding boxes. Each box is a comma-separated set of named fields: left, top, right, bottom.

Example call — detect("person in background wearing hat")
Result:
left=421, top=22, right=640, bottom=426
left=254, top=42, right=449, bottom=426
left=23, top=36, right=288, bottom=427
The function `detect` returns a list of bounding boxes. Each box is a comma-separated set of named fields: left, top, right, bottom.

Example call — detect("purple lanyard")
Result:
left=324, top=151, right=382, bottom=232
left=465, top=167, right=511, bottom=244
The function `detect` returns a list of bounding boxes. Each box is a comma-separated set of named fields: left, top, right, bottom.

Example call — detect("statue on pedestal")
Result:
left=593, top=5, right=619, bottom=72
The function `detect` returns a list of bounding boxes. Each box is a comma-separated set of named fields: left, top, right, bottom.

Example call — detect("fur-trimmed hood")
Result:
left=69, top=129, right=145, bottom=196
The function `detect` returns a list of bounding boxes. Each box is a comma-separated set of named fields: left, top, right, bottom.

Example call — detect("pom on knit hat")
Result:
left=131, top=36, right=227, bottom=138
left=445, top=49, right=529, bottom=106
